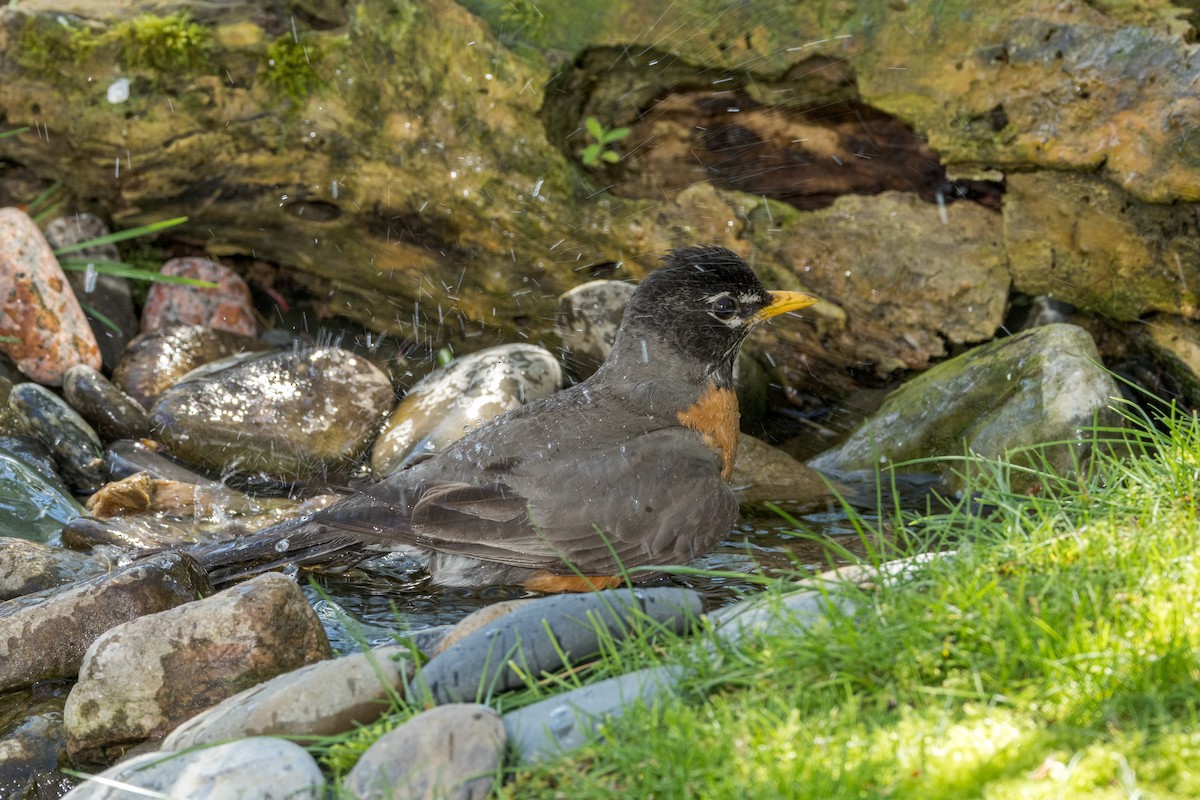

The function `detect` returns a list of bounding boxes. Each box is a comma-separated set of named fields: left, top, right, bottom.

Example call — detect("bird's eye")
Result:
left=711, top=296, right=739, bottom=320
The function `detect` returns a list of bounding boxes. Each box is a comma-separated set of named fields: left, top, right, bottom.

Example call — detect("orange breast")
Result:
left=676, top=382, right=740, bottom=481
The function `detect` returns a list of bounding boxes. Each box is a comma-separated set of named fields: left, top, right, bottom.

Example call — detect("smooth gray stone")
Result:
left=343, top=703, right=504, bottom=800
left=410, top=588, right=702, bottom=705
left=61, top=737, right=326, bottom=799
left=503, top=665, right=682, bottom=764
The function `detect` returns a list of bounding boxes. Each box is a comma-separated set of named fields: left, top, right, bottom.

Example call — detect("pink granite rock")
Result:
left=0, top=207, right=101, bottom=385
left=140, top=257, right=256, bottom=336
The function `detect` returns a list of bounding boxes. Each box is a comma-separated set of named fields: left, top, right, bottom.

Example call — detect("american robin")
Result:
left=196, top=246, right=817, bottom=591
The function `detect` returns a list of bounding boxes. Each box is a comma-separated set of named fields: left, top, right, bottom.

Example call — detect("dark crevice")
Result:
left=542, top=46, right=1004, bottom=212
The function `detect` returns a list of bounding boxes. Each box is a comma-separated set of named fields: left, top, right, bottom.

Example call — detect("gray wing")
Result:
left=309, top=426, right=737, bottom=575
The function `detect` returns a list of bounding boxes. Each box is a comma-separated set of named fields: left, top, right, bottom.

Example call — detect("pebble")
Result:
left=150, top=346, right=395, bottom=478
left=8, top=382, right=105, bottom=493
left=163, top=644, right=413, bottom=749
left=371, top=343, right=561, bottom=476
left=0, top=208, right=101, bottom=385
left=63, top=572, right=331, bottom=761
left=140, top=256, right=257, bottom=336
left=412, top=588, right=702, bottom=705
left=0, top=552, right=212, bottom=692
left=43, top=213, right=138, bottom=371
left=556, top=279, right=636, bottom=380
left=343, top=703, right=505, bottom=800
left=0, top=537, right=109, bottom=601
left=503, top=665, right=682, bottom=764
left=112, top=323, right=267, bottom=408
left=62, top=364, right=150, bottom=442
left=0, top=438, right=82, bottom=542
left=61, top=737, right=326, bottom=799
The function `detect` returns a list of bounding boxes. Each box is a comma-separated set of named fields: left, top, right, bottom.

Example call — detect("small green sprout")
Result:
left=580, top=117, right=631, bottom=167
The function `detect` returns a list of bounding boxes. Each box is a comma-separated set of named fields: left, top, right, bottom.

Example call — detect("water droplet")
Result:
left=274, top=538, right=291, bottom=553
left=548, top=705, right=574, bottom=737
left=106, top=78, right=130, bottom=104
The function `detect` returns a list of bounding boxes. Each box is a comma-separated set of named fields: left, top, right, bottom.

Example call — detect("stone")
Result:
left=61, top=737, right=326, bottom=799
left=1136, top=315, right=1200, bottom=408
left=412, top=588, right=702, bottom=705
left=731, top=433, right=836, bottom=514
left=343, top=703, right=505, bottom=800
left=430, top=598, right=536, bottom=656
left=0, top=696, right=71, bottom=799
left=503, top=665, right=681, bottom=765
left=43, top=212, right=138, bottom=371
left=162, top=644, right=413, bottom=749
left=809, top=324, right=1123, bottom=494
left=63, top=572, right=331, bottom=761
left=0, top=552, right=211, bottom=692
left=1005, top=172, right=1200, bottom=321
left=0, top=207, right=100, bottom=385
left=0, top=538, right=109, bottom=601
left=0, top=440, right=83, bottom=542
left=62, top=364, right=150, bottom=442
left=8, top=382, right=105, bottom=493
left=756, top=191, right=1007, bottom=378
left=556, top=279, right=636, bottom=380
left=371, top=343, right=561, bottom=476
left=140, top=256, right=257, bottom=336
left=151, top=346, right=395, bottom=478
left=112, top=323, right=267, bottom=409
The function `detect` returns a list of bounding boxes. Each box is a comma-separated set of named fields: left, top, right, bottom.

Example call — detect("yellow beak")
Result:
left=757, top=290, right=819, bottom=321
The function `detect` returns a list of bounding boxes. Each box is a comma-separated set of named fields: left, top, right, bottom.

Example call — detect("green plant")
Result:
left=115, top=12, right=210, bottom=73
left=262, top=34, right=324, bottom=105
left=580, top=116, right=631, bottom=167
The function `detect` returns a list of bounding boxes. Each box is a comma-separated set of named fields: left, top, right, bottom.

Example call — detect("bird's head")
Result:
left=609, top=246, right=817, bottom=380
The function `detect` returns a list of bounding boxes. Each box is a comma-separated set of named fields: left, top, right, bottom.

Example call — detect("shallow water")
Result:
left=304, top=502, right=897, bottom=654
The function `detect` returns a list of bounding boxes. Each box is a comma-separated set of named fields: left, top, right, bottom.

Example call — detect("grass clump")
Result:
left=495, top=401, right=1200, bottom=798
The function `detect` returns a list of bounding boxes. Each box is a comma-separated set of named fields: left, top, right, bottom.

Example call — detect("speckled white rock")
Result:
left=370, top=343, right=562, bottom=476
left=150, top=346, right=395, bottom=478
left=61, top=737, right=326, bottom=799
left=343, top=703, right=505, bottom=800
left=0, top=208, right=100, bottom=385
left=556, top=279, right=636, bottom=380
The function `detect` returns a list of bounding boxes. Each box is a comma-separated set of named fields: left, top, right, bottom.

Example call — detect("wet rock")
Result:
left=0, top=695, right=72, bottom=800
left=61, top=737, right=326, bottom=799
left=112, top=323, right=267, bottom=408
left=1005, top=172, right=1200, bottom=321
left=164, top=644, right=413, bottom=750
left=343, top=703, right=505, bottom=800
left=0, top=208, right=101, bottom=385
left=151, top=346, right=395, bottom=479
left=756, top=191, right=1007, bottom=378
left=43, top=213, right=138, bottom=371
left=0, top=552, right=211, bottom=692
left=556, top=279, right=636, bottom=380
left=0, top=440, right=82, bottom=542
left=64, top=572, right=331, bottom=760
left=8, top=383, right=105, bottom=493
left=710, top=587, right=853, bottom=646
left=140, top=256, right=257, bottom=337
left=0, top=538, right=109, bottom=601
left=62, top=364, right=150, bottom=442
left=59, top=513, right=216, bottom=551
left=371, top=343, right=561, bottom=476
left=412, top=588, right=701, bottom=705
left=809, top=324, right=1123, bottom=494
left=503, top=665, right=681, bottom=765
left=732, top=434, right=836, bottom=514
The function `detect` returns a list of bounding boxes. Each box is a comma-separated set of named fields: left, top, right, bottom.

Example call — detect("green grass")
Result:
left=490, top=399, right=1200, bottom=798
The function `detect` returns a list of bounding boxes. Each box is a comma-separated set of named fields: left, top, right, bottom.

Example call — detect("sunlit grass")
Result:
left=491, top=399, right=1200, bottom=798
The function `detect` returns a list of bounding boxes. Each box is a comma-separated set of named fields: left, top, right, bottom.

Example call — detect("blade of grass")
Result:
left=51, top=216, right=189, bottom=255
left=59, top=258, right=217, bottom=287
